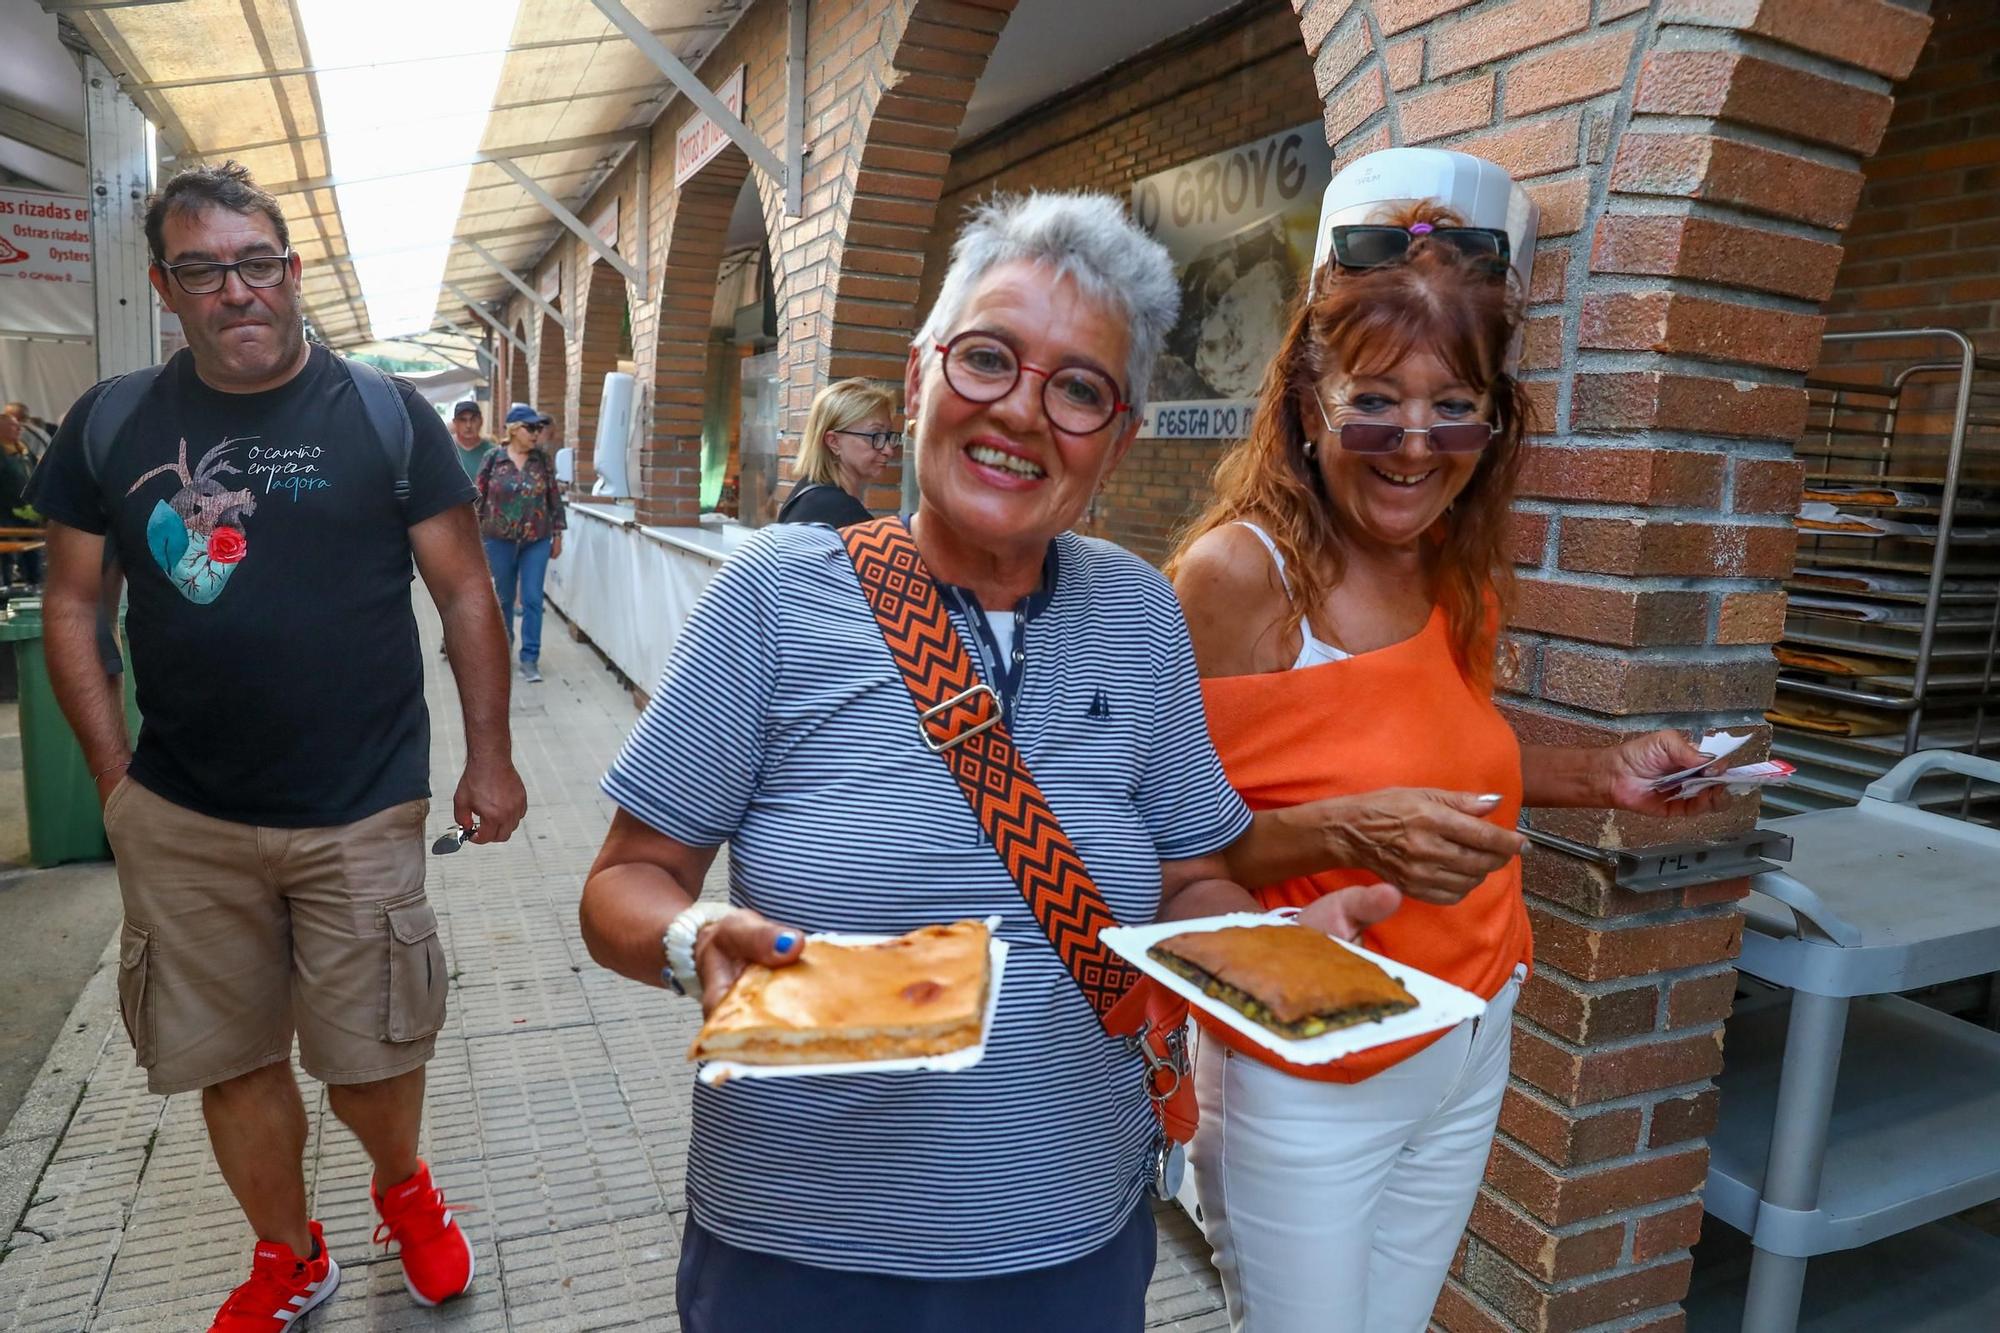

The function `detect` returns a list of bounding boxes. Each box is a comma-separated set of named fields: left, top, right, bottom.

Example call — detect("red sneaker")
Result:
left=208, top=1220, right=339, bottom=1331
left=370, top=1160, right=474, bottom=1306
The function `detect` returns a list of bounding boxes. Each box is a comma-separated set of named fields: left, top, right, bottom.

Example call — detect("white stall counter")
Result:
left=545, top=502, right=755, bottom=693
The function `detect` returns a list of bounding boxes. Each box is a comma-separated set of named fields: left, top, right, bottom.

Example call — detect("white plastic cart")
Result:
left=1704, top=750, right=2000, bottom=1332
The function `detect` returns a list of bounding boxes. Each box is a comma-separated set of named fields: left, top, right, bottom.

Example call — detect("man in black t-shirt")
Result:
left=28, top=162, right=525, bottom=1331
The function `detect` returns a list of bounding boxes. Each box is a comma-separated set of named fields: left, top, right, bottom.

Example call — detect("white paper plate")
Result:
left=696, top=917, right=1010, bottom=1085
left=1099, top=912, right=1486, bottom=1066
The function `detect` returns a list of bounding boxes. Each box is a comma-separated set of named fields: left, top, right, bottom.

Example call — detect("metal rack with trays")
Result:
left=1769, top=327, right=2000, bottom=821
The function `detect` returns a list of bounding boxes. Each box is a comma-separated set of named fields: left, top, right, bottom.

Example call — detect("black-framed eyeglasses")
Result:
left=156, top=251, right=293, bottom=296
left=832, top=428, right=903, bottom=454
left=1326, top=225, right=1508, bottom=272
left=1312, top=389, right=1492, bottom=454
left=934, top=331, right=1130, bottom=436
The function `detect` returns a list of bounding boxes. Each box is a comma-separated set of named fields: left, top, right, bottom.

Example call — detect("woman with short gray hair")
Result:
left=579, top=191, right=1303, bottom=1330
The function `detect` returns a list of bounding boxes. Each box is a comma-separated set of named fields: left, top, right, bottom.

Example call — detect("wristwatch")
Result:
left=662, top=902, right=735, bottom=998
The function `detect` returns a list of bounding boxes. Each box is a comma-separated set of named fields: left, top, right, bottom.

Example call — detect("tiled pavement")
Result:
left=0, top=600, right=1230, bottom=1331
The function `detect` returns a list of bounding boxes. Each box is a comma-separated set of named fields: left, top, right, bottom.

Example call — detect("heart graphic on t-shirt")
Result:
left=129, top=439, right=257, bottom=605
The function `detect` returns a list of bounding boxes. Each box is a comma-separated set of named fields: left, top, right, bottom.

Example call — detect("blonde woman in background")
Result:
left=777, top=377, right=901, bottom=527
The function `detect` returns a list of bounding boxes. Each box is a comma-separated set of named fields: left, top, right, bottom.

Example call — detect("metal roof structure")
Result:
left=52, top=0, right=747, bottom=350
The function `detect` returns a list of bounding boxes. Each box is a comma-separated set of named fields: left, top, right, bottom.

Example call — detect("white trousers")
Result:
left=1189, top=966, right=1524, bottom=1333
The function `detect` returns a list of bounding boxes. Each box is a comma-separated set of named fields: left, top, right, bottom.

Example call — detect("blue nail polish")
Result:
left=774, top=931, right=799, bottom=955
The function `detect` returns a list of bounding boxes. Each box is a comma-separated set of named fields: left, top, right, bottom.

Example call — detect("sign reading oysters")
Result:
left=1130, top=123, right=1333, bottom=440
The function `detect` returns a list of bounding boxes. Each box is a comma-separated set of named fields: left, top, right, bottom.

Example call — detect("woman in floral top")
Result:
left=476, top=403, right=566, bottom=683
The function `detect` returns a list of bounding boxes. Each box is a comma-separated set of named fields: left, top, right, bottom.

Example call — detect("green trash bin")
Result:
left=1, top=600, right=139, bottom=866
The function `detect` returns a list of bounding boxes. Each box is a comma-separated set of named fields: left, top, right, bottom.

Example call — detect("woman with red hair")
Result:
left=1166, top=173, right=1722, bottom=1331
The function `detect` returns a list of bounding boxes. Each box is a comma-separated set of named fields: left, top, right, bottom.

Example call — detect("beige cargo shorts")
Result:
left=103, top=778, right=447, bottom=1095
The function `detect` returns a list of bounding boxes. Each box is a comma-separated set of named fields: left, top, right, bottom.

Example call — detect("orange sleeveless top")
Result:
left=1199, top=605, right=1531, bottom=1083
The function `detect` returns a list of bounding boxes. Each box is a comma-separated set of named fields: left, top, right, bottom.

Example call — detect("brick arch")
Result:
left=816, top=1, right=1015, bottom=389
left=506, top=317, right=530, bottom=418
left=756, top=0, right=1008, bottom=511
left=1287, top=3, right=1936, bottom=1331
left=641, top=142, right=758, bottom=526
left=533, top=301, right=567, bottom=444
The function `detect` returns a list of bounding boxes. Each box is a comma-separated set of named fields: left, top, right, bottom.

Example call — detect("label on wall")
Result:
left=674, top=66, right=747, bottom=187
left=1130, top=123, right=1333, bottom=439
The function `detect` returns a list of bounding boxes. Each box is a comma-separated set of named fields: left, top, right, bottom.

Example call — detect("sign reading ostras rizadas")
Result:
left=674, top=66, right=747, bottom=188
left=1130, top=123, right=1333, bottom=440
left=0, top=188, right=91, bottom=286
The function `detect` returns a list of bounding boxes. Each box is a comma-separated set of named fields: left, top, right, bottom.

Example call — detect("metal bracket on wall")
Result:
left=1520, top=825, right=1795, bottom=894
left=489, top=156, right=646, bottom=291
left=588, top=0, right=803, bottom=218
left=444, top=280, right=531, bottom=359
left=464, top=241, right=571, bottom=337
left=435, top=317, right=497, bottom=379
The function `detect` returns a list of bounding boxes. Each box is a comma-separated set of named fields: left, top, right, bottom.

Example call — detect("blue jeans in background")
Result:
left=483, top=535, right=552, bottom=663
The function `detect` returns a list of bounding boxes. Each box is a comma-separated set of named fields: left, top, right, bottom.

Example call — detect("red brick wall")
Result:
left=1817, top=1, right=2000, bottom=381
left=1288, top=1, right=1934, bottom=1329
left=923, top=0, right=1321, bottom=563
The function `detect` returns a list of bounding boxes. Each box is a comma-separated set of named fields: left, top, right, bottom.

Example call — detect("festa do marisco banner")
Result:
left=1130, top=123, right=1332, bottom=440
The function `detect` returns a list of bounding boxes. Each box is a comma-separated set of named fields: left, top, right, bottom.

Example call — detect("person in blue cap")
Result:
left=473, top=403, right=566, bottom=683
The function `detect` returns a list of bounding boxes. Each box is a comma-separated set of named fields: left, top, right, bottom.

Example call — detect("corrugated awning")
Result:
left=64, top=0, right=744, bottom=348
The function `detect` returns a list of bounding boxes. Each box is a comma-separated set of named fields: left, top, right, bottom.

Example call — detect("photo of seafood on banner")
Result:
left=1130, top=122, right=1332, bottom=443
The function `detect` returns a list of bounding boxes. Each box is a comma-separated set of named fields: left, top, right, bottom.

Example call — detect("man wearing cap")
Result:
left=449, top=400, right=497, bottom=481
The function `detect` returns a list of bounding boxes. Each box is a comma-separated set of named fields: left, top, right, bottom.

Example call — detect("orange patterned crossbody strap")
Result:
left=841, top=517, right=1139, bottom=1023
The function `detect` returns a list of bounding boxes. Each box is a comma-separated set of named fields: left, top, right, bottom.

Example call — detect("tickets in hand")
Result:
left=1661, top=759, right=1796, bottom=798
left=1648, top=732, right=1795, bottom=799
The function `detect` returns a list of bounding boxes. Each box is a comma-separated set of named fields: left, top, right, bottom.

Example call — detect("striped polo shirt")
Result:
left=602, top=521, right=1251, bottom=1278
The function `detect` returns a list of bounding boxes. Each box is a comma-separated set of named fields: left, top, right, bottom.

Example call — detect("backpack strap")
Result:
left=339, top=355, right=412, bottom=504
left=81, top=356, right=173, bottom=491
left=840, top=516, right=1196, bottom=1164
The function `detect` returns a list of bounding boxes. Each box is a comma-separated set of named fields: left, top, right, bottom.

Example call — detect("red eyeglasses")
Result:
left=934, top=331, right=1131, bottom=435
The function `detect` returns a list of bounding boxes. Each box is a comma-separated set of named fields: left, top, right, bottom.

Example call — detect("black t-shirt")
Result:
left=776, top=481, right=873, bottom=528
left=27, top=346, right=474, bottom=826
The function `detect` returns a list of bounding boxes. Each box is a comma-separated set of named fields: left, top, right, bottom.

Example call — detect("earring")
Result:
left=1303, top=439, right=1318, bottom=459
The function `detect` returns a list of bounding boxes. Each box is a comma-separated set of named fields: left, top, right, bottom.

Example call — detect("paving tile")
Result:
left=451, top=973, right=595, bottom=1038
left=465, top=1028, right=633, bottom=1163
left=50, top=1057, right=161, bottom=1165
left=481, top=1132, right=665, bottom=1242
left=496, top=1212, right=679, bottom=1331
left=0, top=1225, right=119, bottom=1330
left=20, top=1147, right=145, bottom=1240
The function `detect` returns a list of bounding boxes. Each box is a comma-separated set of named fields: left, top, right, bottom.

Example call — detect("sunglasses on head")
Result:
left=1326, top=224, right=1510, bottom=272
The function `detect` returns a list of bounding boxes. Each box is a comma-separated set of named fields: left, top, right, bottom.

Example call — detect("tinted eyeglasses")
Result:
left=833, top=428, right=904, bottom=454
left=157, top=251, right=293, bottom=296
left=934, top=331, right=1130, bottom=436
left=1326, top=225, right=1508, bottom=272
left=1312, top=390, right=1493, bottom=454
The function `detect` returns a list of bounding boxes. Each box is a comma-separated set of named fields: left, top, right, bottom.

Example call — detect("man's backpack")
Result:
left=80, top=348, right=413, bottom=502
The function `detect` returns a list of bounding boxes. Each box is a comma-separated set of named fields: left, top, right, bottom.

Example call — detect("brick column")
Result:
left=532, top=302, right=564, bottom=440
left=569, top=258, right=629, bottom=493
left=1291, top=1, right=1933, bottom=1328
